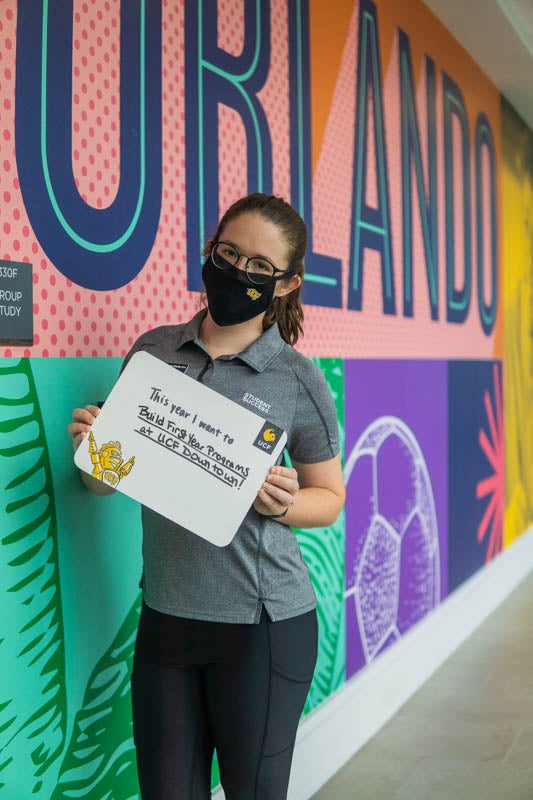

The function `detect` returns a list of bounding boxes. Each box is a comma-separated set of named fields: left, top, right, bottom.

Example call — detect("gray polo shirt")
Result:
left=123, top=310, right=340, bottom=623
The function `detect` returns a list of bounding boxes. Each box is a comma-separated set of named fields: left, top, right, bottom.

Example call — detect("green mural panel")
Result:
left=0, top=359, right=143, bottom=799
left=0, top=357, right=345, bottom=797
left=296, top=358, right=346, bottom=715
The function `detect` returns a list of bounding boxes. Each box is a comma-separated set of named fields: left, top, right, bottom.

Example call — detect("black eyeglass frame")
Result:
left=210, top=240, right=296, bottom=285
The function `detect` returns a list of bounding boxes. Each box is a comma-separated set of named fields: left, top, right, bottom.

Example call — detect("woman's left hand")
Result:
left=254, top=465, right=299, bottom=519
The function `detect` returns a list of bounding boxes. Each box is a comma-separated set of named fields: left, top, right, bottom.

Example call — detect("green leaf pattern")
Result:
left=52, top=598, right=142, bottom=800
left=0, top=359, right=66, bottom=796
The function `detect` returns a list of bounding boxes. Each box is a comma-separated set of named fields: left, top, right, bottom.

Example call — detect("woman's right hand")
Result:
left=67, top=404, right=101, bottom=452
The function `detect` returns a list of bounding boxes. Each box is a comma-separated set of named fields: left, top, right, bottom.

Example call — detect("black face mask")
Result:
left=202, top=255, right=276, bottom=326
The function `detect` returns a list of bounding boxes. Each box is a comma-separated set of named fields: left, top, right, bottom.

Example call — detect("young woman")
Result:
left=68, top=193, right=345, bottom=800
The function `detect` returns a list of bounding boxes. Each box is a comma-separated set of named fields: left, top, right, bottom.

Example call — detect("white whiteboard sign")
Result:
left=74, top=351, right=287, bottom=546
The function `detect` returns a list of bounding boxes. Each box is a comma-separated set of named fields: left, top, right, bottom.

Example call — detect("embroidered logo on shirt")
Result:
left=241, top=392, right=272, bottom=414
left=253, top=421, right=284, bottom=454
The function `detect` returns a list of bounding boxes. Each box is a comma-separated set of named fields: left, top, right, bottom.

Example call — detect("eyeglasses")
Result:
left=210, top=241, right=295, bottom=286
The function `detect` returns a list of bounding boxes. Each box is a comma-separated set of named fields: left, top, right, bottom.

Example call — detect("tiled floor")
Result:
left=312, top=573, right=533, bottom=800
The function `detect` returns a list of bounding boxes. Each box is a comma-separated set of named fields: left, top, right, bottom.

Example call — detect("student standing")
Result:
left=68, top=193, right=345, bottom=799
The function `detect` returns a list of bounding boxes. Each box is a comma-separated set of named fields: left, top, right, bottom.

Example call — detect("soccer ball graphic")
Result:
left=344, top=416, right=440, bottom=667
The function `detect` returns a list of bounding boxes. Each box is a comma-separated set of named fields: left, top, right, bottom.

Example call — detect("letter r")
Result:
left=184, top=0, right=273, bottom=291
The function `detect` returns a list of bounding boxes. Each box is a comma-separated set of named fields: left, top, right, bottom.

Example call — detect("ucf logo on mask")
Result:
left=202, top=256, right=276, bottom=326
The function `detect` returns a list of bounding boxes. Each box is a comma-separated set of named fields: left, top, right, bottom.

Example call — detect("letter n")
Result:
left=348, top=0, right=395, bottom=314
left=442, top=71, right=471, bottom=324
left=398, top=29, right=438, bottom=320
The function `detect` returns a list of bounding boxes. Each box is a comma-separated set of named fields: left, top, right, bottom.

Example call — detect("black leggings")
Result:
left=131, top=602, right=318, bottom=800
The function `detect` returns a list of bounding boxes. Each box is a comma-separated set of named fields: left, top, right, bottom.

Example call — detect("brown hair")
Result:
left=207, top=193, right=307, bottom=345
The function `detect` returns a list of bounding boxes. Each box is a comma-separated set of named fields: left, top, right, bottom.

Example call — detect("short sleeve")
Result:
left=119, top=330, right=154, bottom=375
left=286, top=362, right=340, bottom=463
left=120, top=339, right=141, bottom=375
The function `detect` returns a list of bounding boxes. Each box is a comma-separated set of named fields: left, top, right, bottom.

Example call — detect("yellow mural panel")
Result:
left=502, top=98, right=533, bottom=546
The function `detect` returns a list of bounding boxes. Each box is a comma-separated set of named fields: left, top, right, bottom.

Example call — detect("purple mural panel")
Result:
left=344, top=360, right=448, bottom=679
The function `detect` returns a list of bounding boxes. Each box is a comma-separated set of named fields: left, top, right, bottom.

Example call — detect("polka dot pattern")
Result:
left=217, top=0, right=244, bottom=57
left=260, top=0, right=290, bottom=200
left=219, top=105, right=249, bottom=213
left=72, top=0, right=121, bottom=209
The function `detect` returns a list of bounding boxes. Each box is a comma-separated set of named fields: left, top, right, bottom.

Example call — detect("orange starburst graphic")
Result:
left=476, top=364, right=504, bottom=563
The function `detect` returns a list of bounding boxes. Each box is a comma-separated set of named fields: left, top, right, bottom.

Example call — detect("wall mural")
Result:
left=343, top=360, right=447, bottom=677
left=0, top=0, right=530, bottom=797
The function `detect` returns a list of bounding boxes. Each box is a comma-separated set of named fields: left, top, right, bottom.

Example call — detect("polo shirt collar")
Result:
left=175, top=310, right=285, bottom=373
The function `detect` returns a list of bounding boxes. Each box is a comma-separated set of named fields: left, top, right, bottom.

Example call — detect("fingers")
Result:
left=72, top=404, right=101, bottom=424
left=257, top=465, right=299, bottom=512
left=67, top=405, right=101, bottom=452
left=265, top=465, right=299, bottom=495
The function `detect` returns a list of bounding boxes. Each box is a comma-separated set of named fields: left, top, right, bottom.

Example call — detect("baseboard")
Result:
left=287, top=527, right=533, bottom=799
